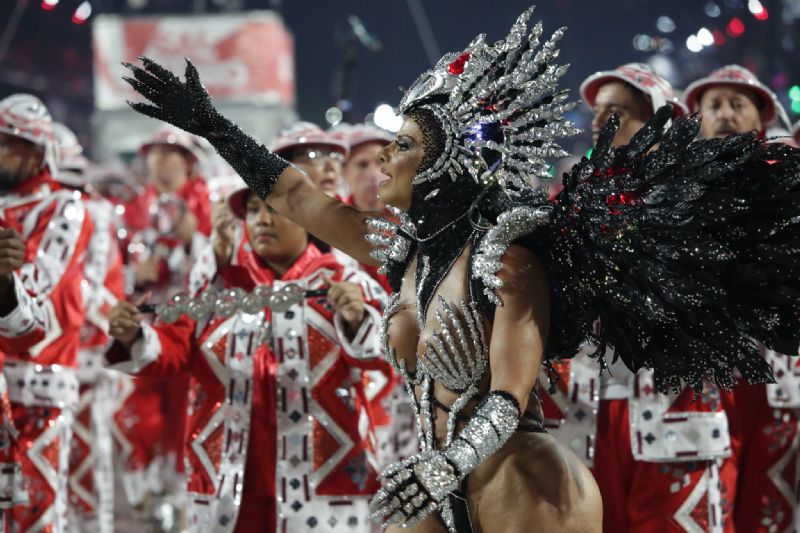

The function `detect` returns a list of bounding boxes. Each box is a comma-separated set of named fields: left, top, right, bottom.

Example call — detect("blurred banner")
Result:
left=92, top=11, right=295, bottom=110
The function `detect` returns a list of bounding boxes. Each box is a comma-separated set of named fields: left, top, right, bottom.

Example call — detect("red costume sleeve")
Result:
left=0, top=191, right=93, bottom=358
left=106, top=316, right=197, bottom=378
left=181, top=177, right=212, bottom=237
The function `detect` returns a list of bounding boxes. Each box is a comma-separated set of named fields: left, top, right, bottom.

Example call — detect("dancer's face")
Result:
left=591, top=81, right=652, bottom=148
left=244, top=193, right=308, bottom=266
left=377, top=117, right=425, bottom=212
left=698, top=86, right=763, bottom=139
left=0, top=132, right=43, bottom=191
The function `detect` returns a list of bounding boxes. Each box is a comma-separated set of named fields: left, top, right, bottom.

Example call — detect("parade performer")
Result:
left=107, top=186, right=388, bottom=532
left=123, top=124, right=212, bottom=299
left=123, top=6, right=800, bottom=532
left=113, top=124, right=212, bottom=515
left=52, top=122, right=123, bottom=533
left=552, top=63, right=739, bottom=532
left=685, top=64, right=800, bottom=533
left=0, top=94, right=93, bottom=532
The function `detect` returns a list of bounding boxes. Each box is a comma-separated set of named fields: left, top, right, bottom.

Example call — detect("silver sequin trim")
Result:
left=472, top=206, right=552, bottom=305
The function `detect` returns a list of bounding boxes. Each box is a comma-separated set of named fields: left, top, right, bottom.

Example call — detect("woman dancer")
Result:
left=122, top=7, right=800, bottom=532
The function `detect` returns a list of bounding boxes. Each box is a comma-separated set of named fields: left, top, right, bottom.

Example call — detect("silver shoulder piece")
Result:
left=472, top=206, right=552, bottom=306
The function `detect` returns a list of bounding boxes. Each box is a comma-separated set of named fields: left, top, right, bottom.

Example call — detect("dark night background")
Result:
left=1, top=0, right=798, bottom=155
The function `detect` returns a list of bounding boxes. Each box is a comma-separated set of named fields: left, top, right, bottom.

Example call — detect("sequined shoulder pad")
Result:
left=471, top=206, right=552, bottom=306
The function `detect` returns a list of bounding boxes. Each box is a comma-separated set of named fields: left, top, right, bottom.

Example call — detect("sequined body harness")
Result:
left=372, top=204, right=551, bottom=530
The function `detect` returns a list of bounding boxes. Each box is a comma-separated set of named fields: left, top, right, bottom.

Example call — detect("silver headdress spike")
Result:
left=396, top=4, right=579, bottom=196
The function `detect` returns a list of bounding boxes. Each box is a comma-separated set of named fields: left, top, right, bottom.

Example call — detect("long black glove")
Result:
left=122, top=58, right=288, bottom=199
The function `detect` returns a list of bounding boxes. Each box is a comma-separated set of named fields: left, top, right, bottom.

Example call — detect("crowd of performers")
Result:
left=0, top=30, right=799, bottom=533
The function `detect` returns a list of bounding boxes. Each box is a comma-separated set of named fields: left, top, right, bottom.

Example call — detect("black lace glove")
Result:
left=122, top=57, right=288, bottom=199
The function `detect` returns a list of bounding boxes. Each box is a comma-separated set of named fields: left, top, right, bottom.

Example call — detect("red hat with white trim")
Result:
left=52, top=122, right=90, bottom=187
left=227, top=187, right=247, bottom=220
left=328, top=122, right=393, bottom=158
left=0, top=94, right=58, bottom=173
left=684, top=64, right=778, bottom=124
left=53, top=123, right=89, bottom=171
left=270, top=121, right=348, bottom=158
left=580, top=63, right=688, bottom=119
left=139, top=124, right=203, bottom=162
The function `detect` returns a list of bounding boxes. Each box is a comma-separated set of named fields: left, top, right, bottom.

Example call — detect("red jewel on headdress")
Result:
left=448, top=52, right=471, bottom=75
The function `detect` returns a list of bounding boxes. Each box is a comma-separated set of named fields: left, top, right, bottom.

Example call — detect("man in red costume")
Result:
left=52, top=122, right=123, bottom=533
left=330, top=123, right=393, bottom=212
left=0, top=94, right=93, bottom=532
left=113, top=124, right=212, bottom=517
left=329, top=122, right=417, bottom=467
left=271, top=122, right=348, bottom=199
left=106, top=187, right=388, bottom=532
left=329, top=122, right=393, bottom=288
left=685, top=65, right=800, bottom=533
left=123, top=124, right=212, bottom=298
left=543, top=64, right=738, bottom=532
left=269, top=122, right=349, bottom=259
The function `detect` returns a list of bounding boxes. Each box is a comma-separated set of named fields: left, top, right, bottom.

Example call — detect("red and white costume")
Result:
left=0, top=95, right=94, bottom=533
left=543, top=350, right=736, bottom=532
left=51, top=121, right=123, bottom=533
left=71, top=197, right=124, bottom=533
left=112, top=126, right=214, bottom=507
left=684, top=66, right=800, bottom=533
left=270, top=123, right=410, bottom=467
left=121, top=181, right=212, bottom=301
left=108, top=225, right=389, bottom=532
left=0, top=172, right=92, bottom=532
left=724, top=349, right=800, bottom=532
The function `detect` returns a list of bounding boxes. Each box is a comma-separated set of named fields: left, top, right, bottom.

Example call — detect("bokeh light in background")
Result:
left=0, top=0, right=797, bottom=158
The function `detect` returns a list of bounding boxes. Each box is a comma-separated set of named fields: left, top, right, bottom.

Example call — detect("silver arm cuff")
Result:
left=442, top=391, right=520, bottom=478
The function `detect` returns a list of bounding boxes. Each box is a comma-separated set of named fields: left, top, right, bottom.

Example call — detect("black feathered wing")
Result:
left=545, top=105, right=800, bottom=393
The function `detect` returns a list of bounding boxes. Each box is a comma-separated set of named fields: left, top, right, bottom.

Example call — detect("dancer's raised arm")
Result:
left=123, top=58, right=380, bottom=266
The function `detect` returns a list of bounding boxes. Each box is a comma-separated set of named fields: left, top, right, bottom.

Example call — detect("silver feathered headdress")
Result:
left=396, top=6, right=580, bottom=195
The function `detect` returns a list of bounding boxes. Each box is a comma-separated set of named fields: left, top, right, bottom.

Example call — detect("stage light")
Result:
left=697, top=28, right=714, bottom=46
left=656, top=16, right=676, bottom=33
left=41, top=0, right=59, bottom=10
left=71, top=1, right=92, bottom=24
left=704, top=1, right=721, bottom=17
left=748, top=0, right=768, bottom=20
left=633, top=34, right=653, bottom=51
left=726, top=17, right=745, bottom=37
left=325, top=107, right=343, bottom=126
left=686, top=35, right=703, bottom=53
left=373, top=104, right=403, bottom=132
